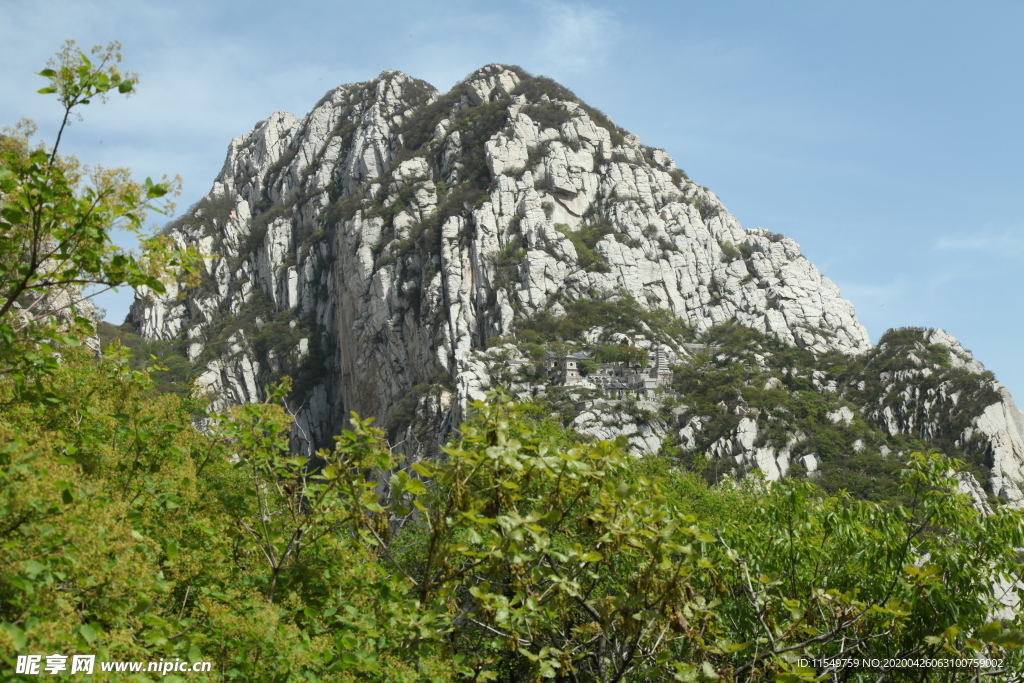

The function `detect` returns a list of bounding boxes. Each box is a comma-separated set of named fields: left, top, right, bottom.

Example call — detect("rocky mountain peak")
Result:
left=131, top=65, right=1024, bottom=500
left=462, top=64, right=522, bottom=105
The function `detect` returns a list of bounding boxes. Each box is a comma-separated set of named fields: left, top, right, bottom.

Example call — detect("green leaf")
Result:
left=6, top=576, right=30, bottom=594
left=118, top=80, right=133, bottom=93
left=79, top=623, right=96, bottom=644
left=978, top=621, right=1003, bottom=642
left=404, top=477, right=427, bottom=495
left=993, top=630, right=1024, bottom=648
left=701, top=661, right=720, bottom=680
left=0, top=623, right=26, bottom=651
left=24, top=560, right=46, bottom=577
left=411, top=461, right=434, bottom=477
left=145, top=179, right=168, bottom=198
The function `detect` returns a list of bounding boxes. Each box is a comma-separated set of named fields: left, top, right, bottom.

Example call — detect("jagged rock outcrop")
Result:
left=846, top=328, right=1024, bottom=508
left=128, top=64, right=870, bottom=459
left=571, top=400, right=667, bottom=455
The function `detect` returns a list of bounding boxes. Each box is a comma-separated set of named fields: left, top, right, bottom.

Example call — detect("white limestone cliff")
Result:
left=128, top=65, right=869, bottom=460
left=126, top=64, right=1023, bottom=513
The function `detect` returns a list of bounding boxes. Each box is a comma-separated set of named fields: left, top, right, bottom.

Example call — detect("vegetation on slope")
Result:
left=665, top=322, right=1003, bottom=505
left=96, top=321, right=192, bottom=394
left=489, top=299, right=1005, bottom=509
left=510, top=294, right=695, bottom=348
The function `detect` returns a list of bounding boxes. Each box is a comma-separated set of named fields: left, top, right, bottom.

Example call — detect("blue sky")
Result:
left=2, top=0, right=1022, bottom=398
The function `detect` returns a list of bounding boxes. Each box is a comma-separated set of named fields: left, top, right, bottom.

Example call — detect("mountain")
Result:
left=125, top=64, right=1024, bottom=509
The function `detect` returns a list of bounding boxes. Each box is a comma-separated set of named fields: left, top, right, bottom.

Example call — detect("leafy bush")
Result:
left=816, top=450, right=907, bottom=503
left=516, top=295, right=695, bottom=350
left=487, top=236, right=524, bottom=290
left=511, top=72, right=579, bottom=104
left=507, top=69, right=628, bottom=147
left=265, top=144, right=299, bottom=180
left=695, top=196, right=722, bottom=221
left=519, top=102, right=578, bottom=131
left=242, top=204, right=288, bottom=254
left=446, top=98, right=510, bottom=191
left=555, top=220, right=614, bottom=273
left=166, top=193, right=236, bottom=237
left=96, top=322, right=192, bottom=394
left=322, top=187, right=368, bottom=225
left=384, top=376, right=452, bottom=439
left=395, top=84, right=464, bottom=152
left=376, top=398, right=1024, bottom=680
left=719, top=239, right=742, bottom=261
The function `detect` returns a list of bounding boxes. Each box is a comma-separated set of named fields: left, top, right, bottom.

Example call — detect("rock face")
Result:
left=126, top=65, right=1024, bottom=510
left=128, top=65, right=868, bottom=458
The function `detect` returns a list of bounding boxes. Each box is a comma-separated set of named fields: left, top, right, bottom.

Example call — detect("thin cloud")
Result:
left=925, top=268, right=979, bottom=291
left=532, top=1, right=618, bottom=76
left=836, top=279, right=906, bottom=304
left=935, top=229, right=1024, bottom=256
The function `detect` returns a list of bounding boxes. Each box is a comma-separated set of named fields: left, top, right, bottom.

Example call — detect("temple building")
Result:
left=541, top=346, right=674, bottom=396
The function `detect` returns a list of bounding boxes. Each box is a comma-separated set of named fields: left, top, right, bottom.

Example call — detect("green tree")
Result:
left=0, top=40, right=196, bottom=398
left=618, top=345, right=649, bottom=368
left=361, top=393, right=731, bottom=681
left=684, top=455, right=1024, bottom=681
left=0, top=42, right=446, bottom=682
left=0, top=347, right=454, bottom=681
left=354, top=396, right=1024, bottom=682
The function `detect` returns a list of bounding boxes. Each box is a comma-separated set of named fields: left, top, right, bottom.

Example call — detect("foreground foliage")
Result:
left=1, top=362, right=1022, bottom=681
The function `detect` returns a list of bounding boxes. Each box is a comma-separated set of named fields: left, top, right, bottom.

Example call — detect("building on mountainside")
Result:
left=535, top=346, right=674, bottom=397
left=504, top=355, right=532, bottom=370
